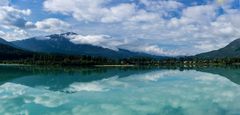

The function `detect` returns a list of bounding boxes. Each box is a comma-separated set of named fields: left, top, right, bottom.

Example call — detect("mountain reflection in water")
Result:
left=0, top=65, right=240, bottom=115
left=1, top=65, right=240, bottom=89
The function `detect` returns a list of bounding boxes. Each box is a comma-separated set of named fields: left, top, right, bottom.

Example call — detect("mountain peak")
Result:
left=44, top=32, right=77, bottom=41
left=12, top=33, right=157, bottom=58
left=60, top=32, right=78, bottom=36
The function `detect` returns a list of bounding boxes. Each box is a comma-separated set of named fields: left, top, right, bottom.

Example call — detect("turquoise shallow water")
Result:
left=0, top=66, right=240, bottom=115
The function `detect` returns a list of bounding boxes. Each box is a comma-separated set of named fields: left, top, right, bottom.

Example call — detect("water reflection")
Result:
left=0, top=66, right=156, bottom=91
left=195, top=67, right=240, bottom=85
left=0, top=65, right=240, bottom=115
left=1, top=65, right=240, bottom=89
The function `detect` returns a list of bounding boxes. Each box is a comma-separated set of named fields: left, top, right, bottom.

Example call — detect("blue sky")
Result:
left=0, top=0, right=240, bottom=56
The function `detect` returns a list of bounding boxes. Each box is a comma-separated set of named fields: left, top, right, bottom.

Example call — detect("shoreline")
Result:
left=0, top=63, right=136, bottom=67
left=94, top=65, right=135, bottom=67
left=0, top=63, right=29, bottom=66
left=1, top=62, right=240, bottom=68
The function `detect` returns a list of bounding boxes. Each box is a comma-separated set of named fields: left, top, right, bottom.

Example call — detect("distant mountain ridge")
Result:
left=196, top=38, right=240, bottom=58
left=12, top=32, right=158, bottom=59
left=3, top=34, right=240, bottom=59
left=0, top=38, right=33, bottom=60
left=0, top=38, right=14, bottom=47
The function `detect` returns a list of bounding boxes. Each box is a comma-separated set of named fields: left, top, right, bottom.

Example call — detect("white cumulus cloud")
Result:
left=35, top=18, right=70, bottom=33
left=0, top=6, right=31, bottom=29
left=43, top=0, right=160, bottom=23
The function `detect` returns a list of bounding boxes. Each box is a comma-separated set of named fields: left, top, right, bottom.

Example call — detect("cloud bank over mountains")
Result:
left=0, top=0, right=240, bottom=56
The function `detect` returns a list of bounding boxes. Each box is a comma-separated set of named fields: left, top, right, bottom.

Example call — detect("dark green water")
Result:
left=0, top=65, right=240, bottom=115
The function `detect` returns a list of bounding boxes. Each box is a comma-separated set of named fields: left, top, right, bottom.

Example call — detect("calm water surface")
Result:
left=0, top=65, right=240, bottom=115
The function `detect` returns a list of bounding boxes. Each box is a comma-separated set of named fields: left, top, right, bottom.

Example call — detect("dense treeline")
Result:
left=0, top=43, right=119, bottom=66
left=154, top=57, right=240, bottom=66
left=1, top=43, right=240, bottom=66
left=118, top=57, right=240, bottom=66
left=0, top=53, right=119, bottom=66
left=1, top=53, right=240, bottom=66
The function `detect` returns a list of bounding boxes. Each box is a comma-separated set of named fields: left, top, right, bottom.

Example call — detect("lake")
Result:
left=0, top=65, right=240, bottom=115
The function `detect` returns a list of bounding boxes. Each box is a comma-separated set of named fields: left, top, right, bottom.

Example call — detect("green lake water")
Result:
left=0, top=65, right=240, bottom=115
